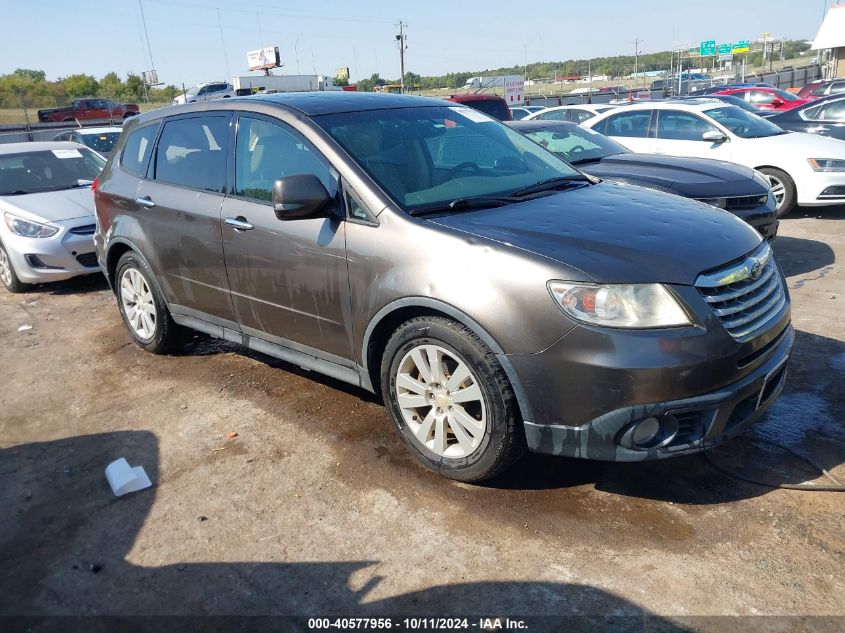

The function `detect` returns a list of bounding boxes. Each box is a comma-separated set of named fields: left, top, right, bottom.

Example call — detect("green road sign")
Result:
left=732, top=40, right=750, bottom=54
left=700, top=40, right=716, bottom=56
left=717, top=43, right=732, bottom=55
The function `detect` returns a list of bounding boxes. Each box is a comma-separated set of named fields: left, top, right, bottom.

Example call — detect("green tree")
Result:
left=98, top=71, right=123, bottom=99
left=13, top=68, right=46, bottom=82
left=357, top=73, right=385, bottom=92
left=63, top=74, right=99, bottom=98
left=123, top=73, right=144, bottom=101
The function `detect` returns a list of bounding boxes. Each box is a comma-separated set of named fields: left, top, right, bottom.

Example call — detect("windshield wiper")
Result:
left=509, top=175, right=590, bottom=198
left=410, top=196, right=521, bottom=216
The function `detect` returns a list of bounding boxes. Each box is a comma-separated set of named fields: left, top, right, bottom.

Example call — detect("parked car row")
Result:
left=0, top=91, right=804, bottom=483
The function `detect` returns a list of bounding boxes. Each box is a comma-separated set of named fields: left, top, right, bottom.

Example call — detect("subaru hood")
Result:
left=581, top=153, right=765, bottom=198
left=429, top=181, right=762, bottom=285
left=0, top=186, right=95, bottom=223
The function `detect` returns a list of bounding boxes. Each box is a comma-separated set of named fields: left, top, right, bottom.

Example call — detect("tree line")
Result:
left=361, top=39, right=812, bottom=91
left=0, top=69, right=179, bottom=110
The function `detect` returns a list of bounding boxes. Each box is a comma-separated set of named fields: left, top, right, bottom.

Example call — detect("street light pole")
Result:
left=634, top=37, right=643, bottom=90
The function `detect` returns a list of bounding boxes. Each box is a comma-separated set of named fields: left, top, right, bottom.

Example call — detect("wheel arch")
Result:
left=105, top=238, right=156, bottom=294
left=755, top=164, right=797, bottom=192
left=361, top=297, right=534, bottom=424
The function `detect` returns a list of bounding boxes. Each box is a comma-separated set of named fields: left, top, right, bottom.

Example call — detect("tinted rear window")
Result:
left=460, top=99, right=510, bottom=121
left=153, top=116, right=228, bottom=192
left=121, top=123, right=160, bottom=176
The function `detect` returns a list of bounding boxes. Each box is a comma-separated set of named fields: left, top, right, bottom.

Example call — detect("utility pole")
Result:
left=138, top=0, right=156, bottom=73
left=396, top=21, right=407, bottom=94
left=217, top=8, right=230, bottom=80
left=633, top=37, right=643, bottom=89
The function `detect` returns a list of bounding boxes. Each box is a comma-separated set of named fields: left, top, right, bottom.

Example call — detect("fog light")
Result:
left=632, top=417, right=661, bottom=446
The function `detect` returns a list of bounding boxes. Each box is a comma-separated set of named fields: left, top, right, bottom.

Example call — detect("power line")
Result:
left=217, top=8, right=231, bottom=78
left=138, top=0, right=156, bottom=70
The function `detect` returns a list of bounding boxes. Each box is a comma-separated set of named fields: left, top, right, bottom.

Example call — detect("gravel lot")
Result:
left=1, top=206, right=843, bottom=629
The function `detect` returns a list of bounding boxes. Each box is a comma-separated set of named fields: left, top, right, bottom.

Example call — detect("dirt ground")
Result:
left=1, top=206, right=843, bottom=630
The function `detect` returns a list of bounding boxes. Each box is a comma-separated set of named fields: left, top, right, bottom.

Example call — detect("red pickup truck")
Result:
left=38, top=98, right=139, bottom=123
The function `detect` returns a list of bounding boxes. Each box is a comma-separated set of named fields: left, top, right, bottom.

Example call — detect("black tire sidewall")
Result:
left=761, top=167, right=796, bottom=217
left=115, top=251, right=174, bottom=353
left=381, top=318, right=515, bottom=481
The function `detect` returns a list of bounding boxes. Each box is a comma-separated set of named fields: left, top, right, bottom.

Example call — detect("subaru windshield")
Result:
left=315, top=105, right=586, bottom=214
left=704, top=106, right=787, bottom=139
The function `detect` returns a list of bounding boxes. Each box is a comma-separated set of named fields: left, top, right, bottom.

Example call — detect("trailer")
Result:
left=232, top=75, right=342, bottom=96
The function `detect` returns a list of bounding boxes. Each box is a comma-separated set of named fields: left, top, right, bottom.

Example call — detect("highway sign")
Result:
left=700, top=40, right=716, bottom=56
left=732, top=40, right=750, bottom=54
left=717, top=43, right=732, bottom=55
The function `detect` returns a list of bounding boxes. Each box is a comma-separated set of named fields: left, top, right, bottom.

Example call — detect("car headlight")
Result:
left=807, top=158, right=845, bottom=172
left=4, top=212, right=59, bottom=238
left=548, top=282, right=691, bottom=328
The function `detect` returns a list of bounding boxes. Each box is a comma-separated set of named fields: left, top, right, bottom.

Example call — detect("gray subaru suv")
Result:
left=94, top=93, right=792, bottom=481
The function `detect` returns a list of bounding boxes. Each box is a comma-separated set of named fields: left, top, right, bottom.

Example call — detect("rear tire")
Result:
left=0, top=242, right=29, bottom=294
left=380, top=316, right=526, bottom=482
left=115, top=251, right=180, bottom=354
left=759, top=167, right=796, bottom=217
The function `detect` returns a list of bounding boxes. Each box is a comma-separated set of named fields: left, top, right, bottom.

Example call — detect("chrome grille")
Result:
left=695, top=243, right=786, bottom=341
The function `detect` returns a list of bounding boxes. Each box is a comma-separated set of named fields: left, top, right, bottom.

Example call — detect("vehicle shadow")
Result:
left=771, top=235, right=835, bottom=278
left=487, top=328, right=845, bottom=504
left=0, top=431, right=691, bottom=632
left=20, top=273, right=109, bottom=296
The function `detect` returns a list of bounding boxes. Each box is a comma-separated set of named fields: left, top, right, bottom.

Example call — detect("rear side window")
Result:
left=832, top=82, right=845, bottom=95
left=154, top=116, right=228, bottom=192
left=747, top=90, right=773, bottom=104
left=462, top=99, right=510, bottom=121
left=570, top=109, right=595, bottom=123
left=121, top=123, right=160, bottom=176
left=604, top=111, right=652, bottom=137
left=818, top=99, right=845, bottom=121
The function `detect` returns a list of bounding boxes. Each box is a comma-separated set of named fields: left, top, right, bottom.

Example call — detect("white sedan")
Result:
left=583, top=98, right=845, bottom=215
left=525, top=104, right=616, bottom=124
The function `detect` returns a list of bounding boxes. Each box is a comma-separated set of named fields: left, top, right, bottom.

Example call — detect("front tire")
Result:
left=759, top=167, right=796, bottom=217
left=0, top=242, right=29, bottom=294
left=380, top=316, right=525, bottom=482
left=115, top=251, right=179, bottom=354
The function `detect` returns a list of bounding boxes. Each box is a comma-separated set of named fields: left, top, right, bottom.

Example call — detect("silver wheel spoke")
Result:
left=433, top=416, right=448, bottom=454
left=396, top=373, right=427, bottom=395
left=448, top=415, right=476, bottom=454
left=409, top=348, right=433, bottom=384
left=397, top=392, right=427, bottom=409
left=451, top=404, right=484, bottom=438
left=415, top=409, right=436, bottom=444
left=451, top=383, right=482, bottom=404
left=426, top=347, right=444, bottom=383
left=445, top=364, right=471, bottom=391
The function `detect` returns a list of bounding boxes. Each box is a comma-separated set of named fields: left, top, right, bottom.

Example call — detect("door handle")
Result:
left=134, top=196, right=156, bottom=208
left=224, top=216, right=255, bottom=231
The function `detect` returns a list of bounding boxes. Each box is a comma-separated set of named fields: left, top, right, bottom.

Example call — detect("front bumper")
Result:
left=797, top=171, right=845, bottom=206
left=730, top=201, right=778, bottom=241
left=1, top=219, right=100, bottom=284
left=509, top=282, right=792, bottom=461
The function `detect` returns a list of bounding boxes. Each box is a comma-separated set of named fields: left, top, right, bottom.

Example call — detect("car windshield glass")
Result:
left=316, top=105, right=582, bottom=212
left=521, top=124, right=628, bottom=163
left=713, top=95, right=760, bottom=113
left=0, top=148, right=105, bottom=195
left=82, top=132, right=120, bottom=154
left=771, top=88, right=799, bottom=101
left=703, top=106, right=785, bottom=138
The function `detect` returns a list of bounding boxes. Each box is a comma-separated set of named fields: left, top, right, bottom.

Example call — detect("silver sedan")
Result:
left=0, top=141, right=105, bottom=292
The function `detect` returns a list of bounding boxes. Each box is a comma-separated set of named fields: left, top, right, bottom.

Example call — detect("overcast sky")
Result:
left=1, top=0, right=831, bottom=87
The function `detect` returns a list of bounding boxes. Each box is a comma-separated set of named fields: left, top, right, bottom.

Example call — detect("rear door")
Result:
left=650, top=109, right=733, bottom=160
left=808, top=98, right=845, bottom=139
left=594, top=110, right=654, bottom=153
left=219, top=113, right=352, bottom=360
left=132, top=112, right=237, bottom=324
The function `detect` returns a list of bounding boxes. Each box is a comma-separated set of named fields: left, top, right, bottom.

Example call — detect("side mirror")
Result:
left=272, top=174, right=334, bottom=221
left=771, top=98, right=784, bottom=107
left=702, top=130, right=728, bottom=143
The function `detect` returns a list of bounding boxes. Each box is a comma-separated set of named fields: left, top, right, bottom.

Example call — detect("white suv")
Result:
left=584, top=98, right=845, bottom=216
left=172, top=82, right=235, bottom=105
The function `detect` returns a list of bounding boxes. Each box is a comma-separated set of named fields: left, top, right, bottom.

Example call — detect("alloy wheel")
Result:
left=0, top=247, right=12, bottom=288
left=395, top=344, right=486, bottom=458
left=120, top=267, right=157, bottom=341
left=766, top=174, right=786, bottom=210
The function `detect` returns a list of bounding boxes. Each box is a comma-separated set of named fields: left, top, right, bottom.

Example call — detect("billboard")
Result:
left=247, top=46, right=281, bottom=71
left=732, top=40, right=750, bottom=54
left=699, top=40, right=716, bottom=56
left=504, top=76, right=524, bottom=105
left=142, top=70, right=160, bottom=86
left=334, top=67, right=350, bottom=83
